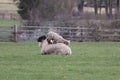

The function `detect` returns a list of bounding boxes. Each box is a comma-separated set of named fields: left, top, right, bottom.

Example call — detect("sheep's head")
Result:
left=37, top=35, right=46, bottom=47
left=37, top=35, right=46, bottom=42
left=64, top=40, right=70, bottom=45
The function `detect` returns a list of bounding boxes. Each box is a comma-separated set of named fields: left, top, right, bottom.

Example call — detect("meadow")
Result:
left=0, top=20, right=20, bottom=26
left=0, top=42, right=120, bottom=80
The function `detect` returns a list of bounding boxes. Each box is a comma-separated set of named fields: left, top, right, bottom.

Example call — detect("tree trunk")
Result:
left=94, top=0, right=98, bottom=15
left=78, top=0, right=84, bottom=12
left=116, top=0, right=120, bottom=18
left=109, top=0, right=113, bottom=17
left=116, top=0, right=120, bottom=11
left=105, top=0, right=109, bottom=17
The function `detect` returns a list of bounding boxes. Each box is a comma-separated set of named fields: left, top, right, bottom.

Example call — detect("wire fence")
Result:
left=0, top=25, right=120, bottom=42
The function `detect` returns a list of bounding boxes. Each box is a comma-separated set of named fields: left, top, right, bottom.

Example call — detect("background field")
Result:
left=0, top=20, right=20, bottom=26
left=0, top=42, right=120, bottom=80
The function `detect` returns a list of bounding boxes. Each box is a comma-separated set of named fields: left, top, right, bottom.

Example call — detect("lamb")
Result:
left=37, top=35, right=72, bottom=55
left=47, top=31, right=70, bottom=45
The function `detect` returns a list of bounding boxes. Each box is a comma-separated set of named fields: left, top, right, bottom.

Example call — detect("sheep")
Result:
left=47, top=31, right=70, bottom=45
left=37, top=35, right=72, bottom=55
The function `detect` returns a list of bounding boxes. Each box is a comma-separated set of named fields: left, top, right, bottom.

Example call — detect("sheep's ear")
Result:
left=37, top=35, right=46, bottom=42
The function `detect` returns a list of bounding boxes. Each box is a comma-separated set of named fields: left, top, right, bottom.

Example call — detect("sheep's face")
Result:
left=64, top=40, right=70, bottom=45
left=37, top=35, right=46, bottom=47
left=37, top=35, right=46, bottom=42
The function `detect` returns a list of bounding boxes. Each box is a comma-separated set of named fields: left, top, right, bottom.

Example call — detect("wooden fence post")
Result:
left=13, top=25, right=18, bottom=42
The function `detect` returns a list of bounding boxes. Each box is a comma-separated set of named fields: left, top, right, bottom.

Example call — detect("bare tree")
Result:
left=78, top=0, right=84, bottom=12
left=116, top=0, right=120, bottom=18
left=109, top=0, right=113, bottom=17
left=94, top=0, right=98, bottom=15
left=94, top=0, right=113, bottom=18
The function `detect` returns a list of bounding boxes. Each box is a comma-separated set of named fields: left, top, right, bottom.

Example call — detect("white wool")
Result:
left=47, top=31, right=70, bottom=45
left=40, top=39, right=72, bottom=55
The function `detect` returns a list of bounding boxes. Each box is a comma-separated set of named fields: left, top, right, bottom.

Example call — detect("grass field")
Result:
left=0, top=42, right=120, bottom=80
left=0, top=20, right=20, bottom=26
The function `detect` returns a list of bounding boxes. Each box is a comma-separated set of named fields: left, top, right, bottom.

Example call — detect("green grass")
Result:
left=0, top=20, right=20, bottom=26
left=0, top=42, right=120, bottom=80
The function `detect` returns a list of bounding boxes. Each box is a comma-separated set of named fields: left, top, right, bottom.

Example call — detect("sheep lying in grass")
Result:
left=37, top=35, right=72, bottom=55
left=47, top=31, right=70, bottom=45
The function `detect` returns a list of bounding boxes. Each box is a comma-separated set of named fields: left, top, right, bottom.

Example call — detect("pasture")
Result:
left=0, top=42, right=120, bottom=80
left=0, top=20, right=20, bottom=26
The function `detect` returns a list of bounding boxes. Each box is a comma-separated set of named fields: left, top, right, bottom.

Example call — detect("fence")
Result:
left=12, top=26, right=97, bottom=42
left=0, top=26, right=14, bottom=41
left=0, top=12, right=20, bottom=20
left=99, top=29, right=120, bottom=41
left=0, top=25, right=120, bottom=42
